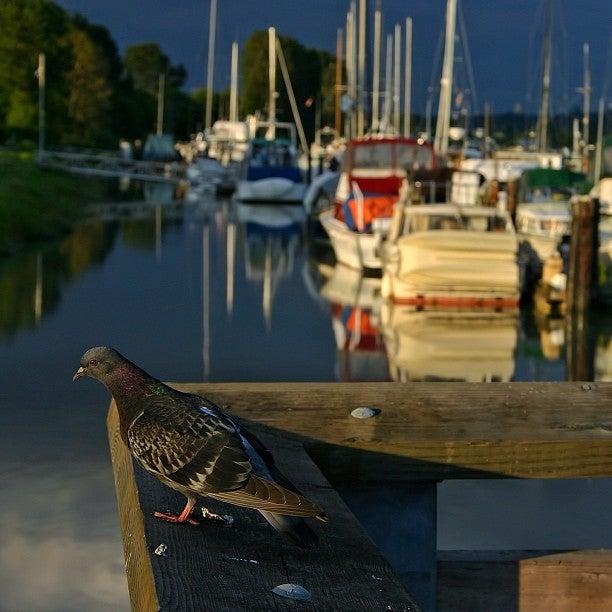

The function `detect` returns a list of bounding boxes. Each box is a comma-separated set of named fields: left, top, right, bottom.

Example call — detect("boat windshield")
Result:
left=396, top=144, right=434, bottom=171
left=249, top=141, right=296, bottom=167
left=352, top=143, right=394, bottom=170
left=404, top=210, right=511, bottom=234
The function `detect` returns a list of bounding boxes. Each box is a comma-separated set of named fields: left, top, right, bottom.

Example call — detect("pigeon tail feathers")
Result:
left=259, top=511, right=318, bottom=548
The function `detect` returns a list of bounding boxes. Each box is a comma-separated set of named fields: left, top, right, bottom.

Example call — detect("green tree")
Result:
left=240, top=30, right=334, bottom=141
left=64, top=28, right=113, bottom=145
left=0, top=0, right=71, bottom=142
left=124, top=43, right=170, bottom=97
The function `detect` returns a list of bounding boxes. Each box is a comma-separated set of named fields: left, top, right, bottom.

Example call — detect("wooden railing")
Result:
left=108, top=382, right=612, bottom=611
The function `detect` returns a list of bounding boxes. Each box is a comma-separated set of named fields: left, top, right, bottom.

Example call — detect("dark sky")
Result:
left=56, top=0, right=611, bottom=115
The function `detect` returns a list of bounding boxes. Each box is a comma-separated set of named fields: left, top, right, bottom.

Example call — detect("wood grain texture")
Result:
left=519, top=550, right=612, bottom=612
left=107, top=403, right=159, bottom=612
left=165, top=382, right=612, bottom=480
left=108, top=403, right=418, bottom=611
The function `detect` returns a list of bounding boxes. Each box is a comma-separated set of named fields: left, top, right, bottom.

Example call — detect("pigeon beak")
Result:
left=73, top=366, right=87, bottom=381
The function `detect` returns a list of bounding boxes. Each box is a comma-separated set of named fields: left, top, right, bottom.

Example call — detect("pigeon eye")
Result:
left=89, top=359, right=98, bottom=367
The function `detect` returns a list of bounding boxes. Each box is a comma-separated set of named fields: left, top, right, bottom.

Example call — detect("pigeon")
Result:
left=74, top=346, right=327, bottom=547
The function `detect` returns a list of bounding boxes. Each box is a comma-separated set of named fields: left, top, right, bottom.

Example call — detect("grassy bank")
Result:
left=0, top=151, right=109, bottom=255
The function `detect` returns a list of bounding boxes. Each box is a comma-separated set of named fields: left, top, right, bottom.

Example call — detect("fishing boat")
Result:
left=381, top=202, right=519, bottom=309
left=319, top=136, right=435, bottom=271
left=381, top=305, right=517, bottom=382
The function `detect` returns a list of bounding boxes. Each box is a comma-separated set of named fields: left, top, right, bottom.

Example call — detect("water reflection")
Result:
left=2, top=187, right=612, bottom=610
left=0, top=222, right=117, bottom=339
left=381, top=307, right=517, bottom=382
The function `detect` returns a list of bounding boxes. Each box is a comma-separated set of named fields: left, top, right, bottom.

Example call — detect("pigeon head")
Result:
left=73, top=346, right=125, bottom=383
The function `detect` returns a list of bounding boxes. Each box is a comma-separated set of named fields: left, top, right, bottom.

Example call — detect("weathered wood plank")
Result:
left=437, top=550, right=612, bottom=612
left=107, top=403, right=159, bottom=612
left=519, top=550, right=612, bottom=611
left=108, top=403, right=419, bottom=611
left=166, top=382, right=612, bottom=480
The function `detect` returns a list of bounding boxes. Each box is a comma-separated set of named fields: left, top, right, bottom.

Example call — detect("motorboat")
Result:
left=320, top=136, right=435, bottom=271
left=381, top=203, right=520, bottom=309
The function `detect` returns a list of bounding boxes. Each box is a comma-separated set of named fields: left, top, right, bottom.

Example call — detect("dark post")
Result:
left=567, top=195, right=599, bottom=312
left=566, top=195, right=599, bottom=381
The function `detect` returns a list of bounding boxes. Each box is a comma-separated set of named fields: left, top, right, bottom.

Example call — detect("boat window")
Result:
left=352, top=143, right=394, bottom=169
left=397, top=144, right=433, bottom=170
left=406, top=213, right=463, bottom=233
left=462, top=214, right=509, bottom=232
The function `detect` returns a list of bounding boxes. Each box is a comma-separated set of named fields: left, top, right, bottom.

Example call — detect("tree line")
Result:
left=0, top=0, right=336, bottom=149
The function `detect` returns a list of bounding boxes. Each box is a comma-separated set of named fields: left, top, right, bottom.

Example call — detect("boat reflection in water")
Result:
left=313, top=260, right=389, bottom=381
left=237, top=203, right=305, bottom=329
left=381, top=304, right=518, bottom=382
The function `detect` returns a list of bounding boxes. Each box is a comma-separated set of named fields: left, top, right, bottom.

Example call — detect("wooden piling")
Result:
left=567, top=195, right=600, bottom=313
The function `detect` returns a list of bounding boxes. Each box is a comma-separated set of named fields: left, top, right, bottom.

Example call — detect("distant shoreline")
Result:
left=0, top=151, right=110, bottom=256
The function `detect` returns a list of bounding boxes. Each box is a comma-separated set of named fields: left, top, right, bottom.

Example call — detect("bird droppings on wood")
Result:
left=351, top=406, right=382, bottom=419
left=226, top=556, right=259, bottom=564
left=272, top=583, right=312, bottom=601
left=153, top=544, right=167, bottom=557
left=201, top=507, right=234, bottom=525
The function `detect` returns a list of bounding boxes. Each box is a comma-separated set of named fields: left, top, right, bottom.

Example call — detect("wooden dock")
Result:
left=107, top=382, right=612, bottom=611
left=38, top=150, right=185, bottom=184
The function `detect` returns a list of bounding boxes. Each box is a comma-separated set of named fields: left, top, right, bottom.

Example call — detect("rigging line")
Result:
left=428, top=18, right=446, bottom=93
left=603, top=33, right=612, bottom=99
left=525, top=0, right=546, bottom=109
left=457, top=0, right=478, bottom=112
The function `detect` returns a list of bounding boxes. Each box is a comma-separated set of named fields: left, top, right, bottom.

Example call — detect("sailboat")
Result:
left=235, top=28, right=307, bottom=204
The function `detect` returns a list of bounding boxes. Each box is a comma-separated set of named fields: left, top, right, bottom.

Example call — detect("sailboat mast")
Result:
left=538, top=0, right=552, bottom=152
left=268, top=27, right=276, bottom=139
left=403, top=16, right=412, bottom=137
left=229, top=41, right=239, bottom=123
left=204, top=0, right=217, bottom=131
left=393, top=23, right=401, bottom=134
left=335, top=28, right=343, bottom=135
left=582, top=42, right=591, bottom=161
left=382, top=33, right=392, bottom=131
left=371, top=3, right=381, bottom=132
left=357, top=0, right=367, bottom=137
left=594, top=97, right=605, bottom=184
left=434, top=0, right=457, bottom=157
left=156, top=73, right=165, bottom=136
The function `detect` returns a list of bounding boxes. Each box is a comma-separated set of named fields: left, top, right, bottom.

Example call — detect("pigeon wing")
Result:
left=127, top=400, right=252, bottom=494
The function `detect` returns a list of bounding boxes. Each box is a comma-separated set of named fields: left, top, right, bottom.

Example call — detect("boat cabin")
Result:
left=389, top=203, right=515, bottom=242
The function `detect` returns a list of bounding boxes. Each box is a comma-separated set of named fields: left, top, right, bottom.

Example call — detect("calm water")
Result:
left=1, top=183, right=610, bottom=610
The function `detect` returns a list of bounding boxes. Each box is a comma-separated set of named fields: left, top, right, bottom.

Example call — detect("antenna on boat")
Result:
left=537, top=0, right=552, bottom=152
left=434, top=0, right=458, bottom=157
left=204, top=0, right=217, bottom=131
left=371, top=2, right=382, bottom=132
left=403, top=17, right=412, bottom=137
left=267, top=27, right=277, bottom=140
left=229, top=41, right=239, bottom=124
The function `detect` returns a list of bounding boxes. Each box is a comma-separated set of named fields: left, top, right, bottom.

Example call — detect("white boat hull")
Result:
left=319, top=210, right=383, bottom=270
left=382, top=230, right=519, bottom=307
left=236, top=178, right=306, bottom=203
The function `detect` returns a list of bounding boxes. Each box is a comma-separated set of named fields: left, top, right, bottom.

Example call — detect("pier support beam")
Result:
left=336, top=481, right=437, bottom=611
